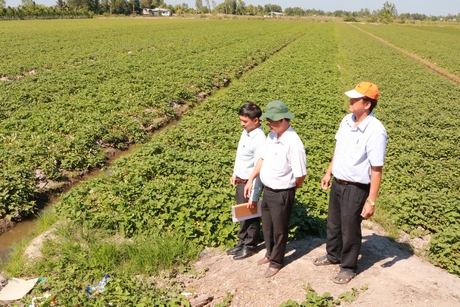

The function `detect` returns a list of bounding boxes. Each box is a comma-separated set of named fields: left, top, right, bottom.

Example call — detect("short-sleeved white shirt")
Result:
left=260, top=126, right=307, bottom=189
left=332, top=113, right=387, bottom=184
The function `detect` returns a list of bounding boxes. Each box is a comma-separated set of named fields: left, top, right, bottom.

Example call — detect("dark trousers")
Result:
left=326, top=179, right=370, bottom=272
left=261, top=187, right=295, bottom=269
left=235, top=183, right=260, bottom=248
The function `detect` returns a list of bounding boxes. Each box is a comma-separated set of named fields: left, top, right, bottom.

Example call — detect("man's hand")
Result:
left=244, top=180, right=253, bottom=198
left=295, top=175, right=306, bottom=191
left=361, top=202, right=375, bottom=219
left=230, top=175, right=236, bottom=186
left=247, top=200, right=257, bottom=209
left=321, top=173, right=332, bottom=190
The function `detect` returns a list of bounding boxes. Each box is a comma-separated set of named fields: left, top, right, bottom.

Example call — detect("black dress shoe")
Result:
left=226, top=246, right=243, bottom=255
left=233, top=246, right=258, bottom=260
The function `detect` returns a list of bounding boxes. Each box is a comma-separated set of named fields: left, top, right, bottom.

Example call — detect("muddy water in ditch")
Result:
left=0, top=219, right=37, bottom=266
left=0, top=120, right=179, bottom=269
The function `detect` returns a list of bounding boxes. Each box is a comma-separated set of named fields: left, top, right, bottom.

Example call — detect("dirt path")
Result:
left=180, top=221, right=460, bottom=306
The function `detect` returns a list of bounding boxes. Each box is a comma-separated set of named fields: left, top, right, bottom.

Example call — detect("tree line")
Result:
left=1, top=0, right=459, bottom=23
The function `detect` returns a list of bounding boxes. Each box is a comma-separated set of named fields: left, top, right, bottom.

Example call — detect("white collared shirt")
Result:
left=233, top=125, right=266, bottom=201
left=332, top=113, right=387, bottom=184
left=259, top=126, right=307, bottom=189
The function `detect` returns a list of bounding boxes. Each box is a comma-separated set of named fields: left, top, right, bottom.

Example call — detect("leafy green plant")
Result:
left=338, top=285, right=367, bottom=303
left=215, top=292, right=233, bottom=307
left=280, top=283, right=368, bottom=306
left=279, top=283, right=339, bottom=307
left=0, top=167, right=36, bottom=220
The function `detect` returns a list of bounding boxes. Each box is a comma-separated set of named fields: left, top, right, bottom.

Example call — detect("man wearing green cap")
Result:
left=244, top=100, right=307, bottom=278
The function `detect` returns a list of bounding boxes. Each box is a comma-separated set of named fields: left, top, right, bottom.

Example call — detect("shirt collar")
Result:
left=273, top=126, right=293, bottom=143
left=245, top=125, right=263, bottom=137
left=348, top=113, right=374, bottom=132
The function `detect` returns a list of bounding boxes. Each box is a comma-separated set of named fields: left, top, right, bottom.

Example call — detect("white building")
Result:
left=270, top=12, right=283, bottom=17
left=142, top=8, right=171, bottom=16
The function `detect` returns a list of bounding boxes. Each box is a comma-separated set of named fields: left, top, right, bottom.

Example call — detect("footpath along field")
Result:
left=0, top=18, right=314, bottom=221
left=1, top=20, right=460, bottom=305
left=353, top=23, right=460, bottom=78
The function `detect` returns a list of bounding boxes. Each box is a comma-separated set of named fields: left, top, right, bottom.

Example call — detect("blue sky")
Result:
left=5, top=0, right=460, bottom=16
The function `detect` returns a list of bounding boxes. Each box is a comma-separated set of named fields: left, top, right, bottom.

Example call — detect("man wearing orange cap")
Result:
left=314, top=82, right=387, bottom=284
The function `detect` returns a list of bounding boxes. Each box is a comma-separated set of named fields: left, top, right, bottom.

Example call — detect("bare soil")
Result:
left=179, top=220, right=460, bottom=307
left=0, top=219, right=15, bottom=235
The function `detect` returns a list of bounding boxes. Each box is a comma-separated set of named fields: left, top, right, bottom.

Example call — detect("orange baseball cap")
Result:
left=345, top=82, right=380, bottom=100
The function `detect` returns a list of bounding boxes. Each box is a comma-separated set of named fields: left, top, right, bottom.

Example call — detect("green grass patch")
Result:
left=11, top=221, right=200, bottom=276
left=4, top=219, right=201, bottom=306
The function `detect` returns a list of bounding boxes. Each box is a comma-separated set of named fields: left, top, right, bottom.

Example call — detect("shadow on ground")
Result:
left=268, top=230, right=414, bottom=273
left=357, top=232, right=413, bottom=274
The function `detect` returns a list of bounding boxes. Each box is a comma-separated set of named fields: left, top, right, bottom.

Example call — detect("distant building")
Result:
left=142, top=8, right=171, bottom=16
left=264, top=12, right=283, bottom=17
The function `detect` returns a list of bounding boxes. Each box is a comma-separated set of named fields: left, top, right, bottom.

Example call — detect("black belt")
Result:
left=264, top=186, right=296, bottom=192
left=335, top=178, right=369, bottom=187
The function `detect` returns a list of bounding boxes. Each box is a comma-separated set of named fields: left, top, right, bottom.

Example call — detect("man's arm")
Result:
left=230, top=175, right=236, bottom=186
left=247, top=138, right=265, bottom=208
left=361, top=165, right=383, bottom=218
left=290, top=141, right=307, bottom=190
left=244, top=158, right=263, bottom=199
left=321, top=156, right=334, bottom=189
left=296, top=175, right=306, bottom=190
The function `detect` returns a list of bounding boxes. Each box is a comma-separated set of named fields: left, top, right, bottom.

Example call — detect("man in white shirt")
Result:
left=227, top=103, right=266, bottom=260
left=315, top=82, right=388, bottom=284
left=244, top=100, right=307, bottom=277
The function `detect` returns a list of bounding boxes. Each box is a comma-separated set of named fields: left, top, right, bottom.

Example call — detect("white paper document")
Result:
left=0, top=278, right=38, bottom=301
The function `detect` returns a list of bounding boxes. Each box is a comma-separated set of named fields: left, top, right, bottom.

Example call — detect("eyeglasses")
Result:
left=265, top=119, right=282, bottom=125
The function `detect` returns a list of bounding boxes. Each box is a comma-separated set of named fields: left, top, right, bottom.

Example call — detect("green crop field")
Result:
left=1, top=18, right=459, bottom=304
left=0, top=18, right=312, bottom=219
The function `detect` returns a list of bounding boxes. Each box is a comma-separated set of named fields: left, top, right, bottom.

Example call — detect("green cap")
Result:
left=260, top=100, right=295, bottom=121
